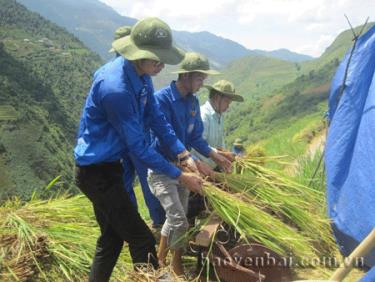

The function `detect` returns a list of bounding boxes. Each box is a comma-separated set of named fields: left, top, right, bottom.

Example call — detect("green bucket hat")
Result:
left=112, top=17, right=185, bottom=65
left=109, top=26, right=132, bottom=53
left=171, top=52, right=220, bottom=75
left=114, top=26, right=132, bottom=40
left=205, top=80, right=244, bottom=102
left=233, top=138, right=244, bottom=147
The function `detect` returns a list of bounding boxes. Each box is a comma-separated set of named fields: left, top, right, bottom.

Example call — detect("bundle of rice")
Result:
left=201, top=156, right=335, bottom=259
left=203, top=182, right=316, bottom=258
left=0, top=193, right=132, bottom=281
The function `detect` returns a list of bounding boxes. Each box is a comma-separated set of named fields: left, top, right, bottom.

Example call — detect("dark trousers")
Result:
left=187, top=192, right=206, bottom=225
left=75, top=161, right=158, bottom=282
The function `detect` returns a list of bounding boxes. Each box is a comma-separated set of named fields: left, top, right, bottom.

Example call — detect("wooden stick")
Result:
left=330, top=228, right=375, bottom=281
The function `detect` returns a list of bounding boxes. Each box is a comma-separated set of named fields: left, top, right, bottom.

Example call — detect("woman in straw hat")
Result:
left=74, top=17, right=203, bottom=281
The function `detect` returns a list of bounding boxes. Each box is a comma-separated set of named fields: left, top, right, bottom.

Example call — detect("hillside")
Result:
left=17, top=0, right=137, bottom=60
left=17, top=0, right=313, bottom=66
left=223, top=22, right=374, bottom=156
left=219, top=55, right=302, bottom=98
left=0, top=0, right=101, bottom=200
left=253, top=48, right=313, bottom=62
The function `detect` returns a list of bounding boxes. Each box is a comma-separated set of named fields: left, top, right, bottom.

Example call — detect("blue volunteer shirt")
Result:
left=74, top=57, right=185, bottom=178
left=152, top=81, right=212, bottom=161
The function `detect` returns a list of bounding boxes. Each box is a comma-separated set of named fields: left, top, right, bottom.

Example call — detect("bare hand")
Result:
left=217, top=149, right=236, bottom=162
left=178, top=172, right=203, bottom=195
left=180, top=156, right=199, bottom=173
left=195, top=160, right=215, bottom=179
left=209, top=150, right=232, bottom=173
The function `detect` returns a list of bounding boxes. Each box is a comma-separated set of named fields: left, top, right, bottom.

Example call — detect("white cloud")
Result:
left=99, top=0, right=373, bottom=57
left=306, top=23, right=328, bottom=32
left=295, top=34, right=336, bottom=57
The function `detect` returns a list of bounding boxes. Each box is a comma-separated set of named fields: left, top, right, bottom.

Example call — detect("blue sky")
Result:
left=99, top=0, right=374, bottom=57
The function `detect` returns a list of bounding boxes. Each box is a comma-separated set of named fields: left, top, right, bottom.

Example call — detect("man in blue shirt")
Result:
left=110, top=25, right=167, bottom=233
left=74, top=18, right=202, bottom=281
left=232, top=138, right=246, bottom=156
left=148, top=52, right=232, bottom=276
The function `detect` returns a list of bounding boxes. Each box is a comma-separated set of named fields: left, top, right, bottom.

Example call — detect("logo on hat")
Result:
left=155, top=28, right=168, bottom=38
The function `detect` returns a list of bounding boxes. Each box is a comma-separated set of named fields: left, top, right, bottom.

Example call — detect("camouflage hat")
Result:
left=111, top=17, right=185, bottom=65
left=233, top=138, right=244, bottom=147
left=109, top=26, right=132, bottom=53
left=171, top=52, right=219, bottom=75
left=205, top=80, right=244, bottom=102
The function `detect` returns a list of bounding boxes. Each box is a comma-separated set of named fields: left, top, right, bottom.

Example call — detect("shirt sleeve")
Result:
left=190, top=99, right=212, bottom=157
left=147, top=93, right=186, bottom=157
left=102, top=90, right=181, bottom=179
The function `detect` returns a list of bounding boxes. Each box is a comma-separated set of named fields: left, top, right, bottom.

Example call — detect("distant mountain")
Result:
left=253, top=48, right=313, bottom=63
left=172, top=30, right=251, bottom=68
left=223, top=22, right=374, bottom=151
left=0, top=0, right=101, bottom=200
left=219, top=55, right=302, bottom=98
left=16, top=0, right=137, bottom=60
left=17, top=0, right=313, bottom=67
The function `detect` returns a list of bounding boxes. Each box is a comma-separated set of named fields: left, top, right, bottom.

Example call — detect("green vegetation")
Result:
left=221, top=55, right=302, bottom=99
left=208, top=156, right=335, bottom=256
left=17, top=0, right=313, bottom=66
left=0, top=190, right=133, bottom=281
left=204, top=182, right=317, bottom=258
left=0, top=159, right=361, bottom=281
left=222, top=22, right=374, bottom=155
left=0, top=106, right=18, bottom=121
left=0, top=0, right=102, bottom=201
left=0, top=2, right=372, bottom=280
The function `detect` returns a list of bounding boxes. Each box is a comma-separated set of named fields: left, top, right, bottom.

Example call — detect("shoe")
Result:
left=157, top=271, right=174, bottom=282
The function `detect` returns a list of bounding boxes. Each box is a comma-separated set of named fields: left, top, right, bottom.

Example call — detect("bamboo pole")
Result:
left=329, top=228, right=375, bottom=281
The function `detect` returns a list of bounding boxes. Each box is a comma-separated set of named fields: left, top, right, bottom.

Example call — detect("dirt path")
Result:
left=286, top=130, right=326, bottom=176
left=306, top=130, right=326, bottom=159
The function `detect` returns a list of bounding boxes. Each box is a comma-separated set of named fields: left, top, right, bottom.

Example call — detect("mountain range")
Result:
left=1, top=0, right=373, bottom=201
left=17, top=0, right=313, bottom=67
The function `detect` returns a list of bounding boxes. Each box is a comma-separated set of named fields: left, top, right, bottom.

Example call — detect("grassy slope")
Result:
left=0, top=0, right=101, bottom=201
left=223, top=23, right=374, bottom=157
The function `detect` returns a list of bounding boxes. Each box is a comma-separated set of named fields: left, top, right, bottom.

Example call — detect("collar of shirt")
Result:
left=170, top=80, right=183, bottom=101
left=123, top=59, right=151, bottom=97
left=203, top=100, right=222, bottom=121
left=170, top=80, right=196, bottom=102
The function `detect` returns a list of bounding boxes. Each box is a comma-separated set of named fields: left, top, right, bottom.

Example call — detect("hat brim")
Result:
left=112, top=36, right=185, bottom=65
left=233, top=143, right=245, bottom=148
left=108, top=47, right=115, bottom=53
left=204, top=85, right=244, bottom=102
left=171, top=69, right=220, bottom=75
left=233, top=143, right=244, bottom=147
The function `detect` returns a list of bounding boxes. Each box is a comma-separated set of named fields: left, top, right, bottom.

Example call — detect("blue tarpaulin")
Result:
left=326, top=24, right=375, bottom=281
